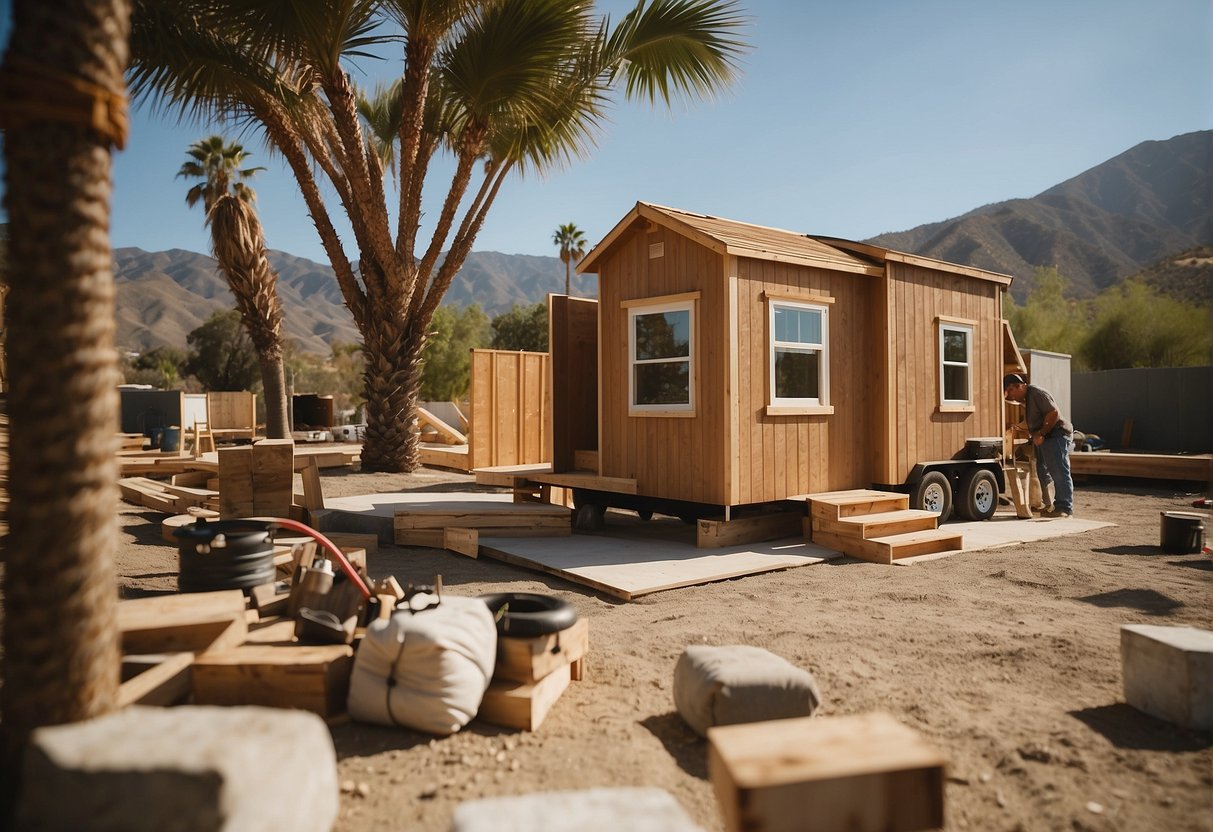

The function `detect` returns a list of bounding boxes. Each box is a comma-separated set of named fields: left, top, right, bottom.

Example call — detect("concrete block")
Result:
left=1121, top=624, right=1213, bottom=731
left=18, top=705, right=338, bottom=832
left=452, top=788, right=704, bottom=832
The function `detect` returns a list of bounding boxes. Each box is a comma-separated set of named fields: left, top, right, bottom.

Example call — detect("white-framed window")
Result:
left=629, top=299, right=694, bottom=412
left=939, top=321, right=973, bottom=405
left=769, top=300, right=829, bottom=407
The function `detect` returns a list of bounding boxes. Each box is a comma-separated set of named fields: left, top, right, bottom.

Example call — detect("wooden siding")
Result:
left=598, top=226, right=728, bottom=504
left=732, top=259, right=877, bottom=503
left=468, top=350, right=551, bottom=469
left=879, top=262, right=1004, bottom=484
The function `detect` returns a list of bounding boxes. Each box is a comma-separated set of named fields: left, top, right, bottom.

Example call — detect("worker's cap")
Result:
left=1002, top=373, right=1026, bottom=389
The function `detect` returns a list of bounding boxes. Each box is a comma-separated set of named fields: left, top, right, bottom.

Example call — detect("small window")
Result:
left=769, top=301, right=829, bottom=406
left=939, top=322, right=973, bottom=405
left=629, top=300, right=693, bottom=412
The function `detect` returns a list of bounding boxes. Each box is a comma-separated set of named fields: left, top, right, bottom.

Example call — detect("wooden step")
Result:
left=805, top=489, right=909, bottom=522
left=821, top=509, right=940, bottom=539
left=811, top=527, right=963, bottom=565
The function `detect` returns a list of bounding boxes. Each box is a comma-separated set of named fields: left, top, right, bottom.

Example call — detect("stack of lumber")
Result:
left=118, top=528, right=375, bottom=720
left=478, top=618, right=588, bottom=731
left=218, top=440, right=295, bottom=519
left=394, top=502, right=571, bottom=552
left=119, top=473, right=220, bottom=514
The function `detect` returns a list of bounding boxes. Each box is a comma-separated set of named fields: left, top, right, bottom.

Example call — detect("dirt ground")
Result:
left=111, top=466, right=1213, bottom=832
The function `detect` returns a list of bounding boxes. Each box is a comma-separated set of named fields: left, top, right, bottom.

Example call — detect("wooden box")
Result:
left=494, top=618, right=588, bottom=684
left=478, top=663, right=571, bottom=731
left=708, top=712, right=946, bottom=832
left=191, top=643, right=354, bottom=718
left=118, top=589, right=248, bottom=655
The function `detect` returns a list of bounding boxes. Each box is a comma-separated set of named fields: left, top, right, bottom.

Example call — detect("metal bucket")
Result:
left=1159, top=511, right=1206, bottom=555
left=174, top=518, right=276, bottom=593
left=161, top=426, right=182, bottom=453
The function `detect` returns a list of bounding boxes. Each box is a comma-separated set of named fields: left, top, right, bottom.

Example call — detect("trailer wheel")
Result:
left=957, top=468, right=998, bottom=521
left=573, top=502, right=605, bottom=532
left=636, top=509, right=653, bottom=521
left=911, top=470, right=953, bottom=522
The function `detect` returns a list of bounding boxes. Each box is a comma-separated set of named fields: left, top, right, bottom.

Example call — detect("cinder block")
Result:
left=18, top=705, right=338, bottom=832
left=452, top=788, right=704, bottom=832
left=708, top=711, right=946, bottom=832
left=1121, top=624, right=1213, bottom=731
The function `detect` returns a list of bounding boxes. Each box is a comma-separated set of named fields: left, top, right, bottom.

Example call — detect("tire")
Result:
left=957, top=467, right=998, bottom=521
left=478, top=592, right=578, bottom=637
left=911, top=470, right=953, bottom=522
left=573, top=502, right=605, bottom=532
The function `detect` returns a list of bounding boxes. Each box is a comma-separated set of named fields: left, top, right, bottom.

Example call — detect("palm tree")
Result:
left=178, top=137, right=290, bottom=438
left=0, top=0, right=131, bottom=818
left=553, top=222, right=587, bottom=297
left=129, top=0, right=748, bottom=472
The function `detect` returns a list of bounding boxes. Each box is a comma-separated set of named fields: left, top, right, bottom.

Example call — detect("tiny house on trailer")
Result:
left=549, top=202, right=1021, bottom=529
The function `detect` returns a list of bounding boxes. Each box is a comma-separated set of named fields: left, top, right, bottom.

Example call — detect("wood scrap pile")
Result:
left=119, top=472, right=219, bottom=514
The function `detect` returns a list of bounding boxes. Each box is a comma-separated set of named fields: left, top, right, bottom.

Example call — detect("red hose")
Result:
left=269, top=518, right=373, bottom=600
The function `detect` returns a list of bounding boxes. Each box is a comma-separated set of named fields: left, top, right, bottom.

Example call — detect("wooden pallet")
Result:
left=805, top=490, right=962, bottom=564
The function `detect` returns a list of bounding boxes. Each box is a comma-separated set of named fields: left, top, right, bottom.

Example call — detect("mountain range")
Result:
left=110, top=129, right=1210, bottom=354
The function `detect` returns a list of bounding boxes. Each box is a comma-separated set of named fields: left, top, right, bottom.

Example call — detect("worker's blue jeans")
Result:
left=1035, top=430, right=1074, bottom=514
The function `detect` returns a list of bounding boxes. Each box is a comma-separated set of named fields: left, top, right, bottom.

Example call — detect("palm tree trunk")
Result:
left=359, top=317, right=425, bottom=472
left=565, top=259, right=571, bottom=297
left=0, top=0, right=130, bottom=819
left=208, top=195, right=289, bottom=438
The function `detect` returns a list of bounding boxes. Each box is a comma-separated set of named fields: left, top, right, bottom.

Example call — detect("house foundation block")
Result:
left=17, top=705, right=338, bottom=831
left=1121, top=623, right=1213, bottom=731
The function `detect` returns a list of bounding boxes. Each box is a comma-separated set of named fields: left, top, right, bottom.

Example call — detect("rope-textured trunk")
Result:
left=208, top=195, right=289, bottom=438
left=0, top=0, right=130, bottom=818
left=359, top=317, right=425, bottom=472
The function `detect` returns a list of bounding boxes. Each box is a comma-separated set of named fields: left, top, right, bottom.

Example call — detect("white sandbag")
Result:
left=348, top=593, right=496, bottom=735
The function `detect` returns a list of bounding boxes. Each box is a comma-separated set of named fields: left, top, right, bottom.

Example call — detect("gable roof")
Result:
left=578, top=202, right=884, bottom=277
left=578, top=202, right=1014, bottom=287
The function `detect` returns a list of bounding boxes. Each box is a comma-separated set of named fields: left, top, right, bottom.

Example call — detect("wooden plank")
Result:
left=494, top=618, right=589, bottom=684
left=477, top=662, right=571, bottom=731
left=417, top=405, right=468, bottom=445
left=218, top=445, right=254, bottom=518
left=708, top=712, right=945, bottom=832
left=191, top=643, right=354, bottom=718
left=299, top=456, right=325, bottom=511
left=696, top=511, right=804, bottom=549
left=1070, top=451, right=1211, bottom=482
left=118, top=652, right=194, bottom=708
left=443, top=527, right=480, bottom=558
left=252, top=439, right=294, bottom=517
left=118, top=590, right=248, bottom=655
left=394, top=507, right=570, bottom=530
left=527, top=471, right=638, bottom=495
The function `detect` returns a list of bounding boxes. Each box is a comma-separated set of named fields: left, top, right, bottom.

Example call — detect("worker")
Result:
left=1003, top=373, right=1073, bottom=518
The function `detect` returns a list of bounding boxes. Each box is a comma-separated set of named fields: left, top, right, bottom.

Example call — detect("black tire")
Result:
left=910, top=470, right=953, bottom=522
left=957, top=467, right=998, bottom=521
left=573, top=502, right=605, bottom=532
left=636, top=509, right=653, bottom=521
left=478, top=592, right=578, bottom=637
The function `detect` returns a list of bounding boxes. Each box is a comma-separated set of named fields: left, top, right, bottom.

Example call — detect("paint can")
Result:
left=1159, top=511, right=1206, bottom=555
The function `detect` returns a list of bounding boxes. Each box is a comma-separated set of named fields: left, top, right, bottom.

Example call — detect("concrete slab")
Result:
left=313, top=492, right=1114, bottom=599
left=1121, top=624, right=1213, bottom=731
left=452, top=788, right=704, bottom=832
left=18, top=705, right=338, bottom=831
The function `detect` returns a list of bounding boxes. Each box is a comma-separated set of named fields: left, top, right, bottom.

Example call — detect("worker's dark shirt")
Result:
left=1025, top=384, right=1071, bottom=436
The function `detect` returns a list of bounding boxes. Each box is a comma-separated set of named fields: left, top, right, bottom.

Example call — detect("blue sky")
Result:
left=2, top=0, right=1210, bottom=264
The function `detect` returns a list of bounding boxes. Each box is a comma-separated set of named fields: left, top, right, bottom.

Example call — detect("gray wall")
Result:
left=1071, top=366, right=1213, bottom=452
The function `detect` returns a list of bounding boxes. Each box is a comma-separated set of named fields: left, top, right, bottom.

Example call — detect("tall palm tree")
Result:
left=0, top=0, right=131, bottom=819
left=552, top=222, right=587, bottom=297
left=178, top=136, right=290, bottom=438
left=129, top=0, right=748, bottom=472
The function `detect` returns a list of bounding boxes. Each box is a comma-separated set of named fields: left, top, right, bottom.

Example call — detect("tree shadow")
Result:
left=1069, top=704, right=1211, bottom=751
left=1073, top=587, right=1183, bottom=616
left=640, top=712, right=707, bottom=780
left=329, top=716, right=518, bottom=761
left=121, top=516, right=176, bottom=548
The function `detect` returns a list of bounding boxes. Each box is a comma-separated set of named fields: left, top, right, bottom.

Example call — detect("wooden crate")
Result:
left=478, top=662, right=571, bottom=731
left=191, top=643, right=354, bottom=718
left=708, top=712, right=946, bottom=832
left=252, top=439, right=294, bottom=518
left=494, top=618, right=588, bottom=684
left=118, top=589, right=248, bottom=655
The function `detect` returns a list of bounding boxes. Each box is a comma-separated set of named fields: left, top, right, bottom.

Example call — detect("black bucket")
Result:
left=1159, top=511, right=1206, bottom=555
left=174, top=518, right=276, bottom=593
